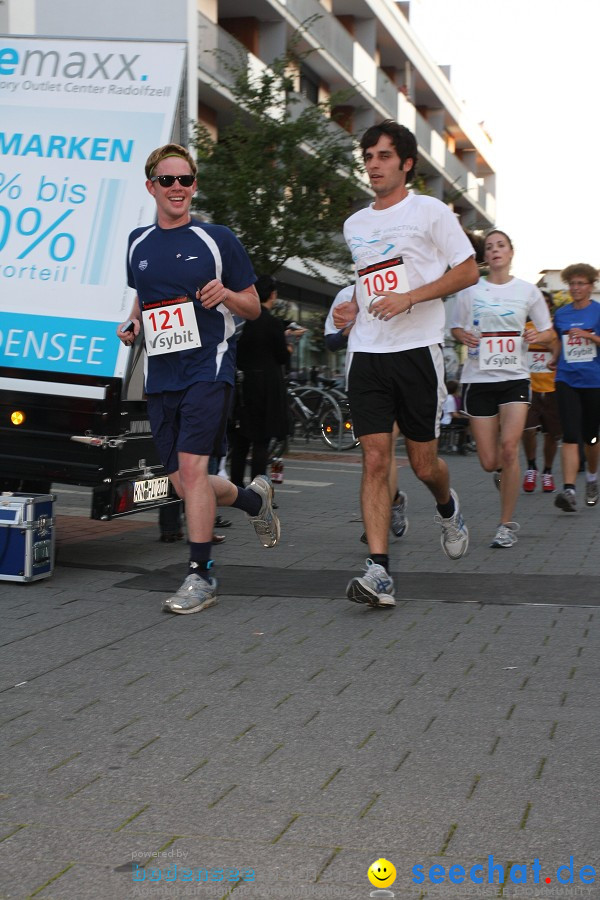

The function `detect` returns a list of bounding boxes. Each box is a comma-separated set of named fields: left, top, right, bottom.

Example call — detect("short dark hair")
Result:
left=360, top=120, right=418, bottom=183
left=255, top=274, right=278, bottom=303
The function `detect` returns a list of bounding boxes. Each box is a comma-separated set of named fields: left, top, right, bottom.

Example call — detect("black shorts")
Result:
left=524, top=390, right=562, bottom=438
left=462, top=379, right=530, bottom=418
left=146, top=381, right=231, bottom=474
left=347, top=345, right=446, bottom=442
left=555, top=381, right=600, bottom=445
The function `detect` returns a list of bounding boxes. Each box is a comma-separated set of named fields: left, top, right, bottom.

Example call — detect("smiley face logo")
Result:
left=367, top=858, right=396, bottom=888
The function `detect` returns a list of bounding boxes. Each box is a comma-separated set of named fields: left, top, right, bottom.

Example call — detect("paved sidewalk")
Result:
left=1, top=451, right=599, bottom=899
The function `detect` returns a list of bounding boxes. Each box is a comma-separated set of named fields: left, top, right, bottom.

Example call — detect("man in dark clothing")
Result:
left=230, top=275, right=294, bottom=485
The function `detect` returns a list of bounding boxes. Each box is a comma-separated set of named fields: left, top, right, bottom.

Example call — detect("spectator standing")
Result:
left=230, top=274, right=300, bottom=486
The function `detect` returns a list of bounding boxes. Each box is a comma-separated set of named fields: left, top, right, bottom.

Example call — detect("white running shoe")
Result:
left=586, top=481, right=599, bottom=506
left=434, top=489, right=469, bottom=560
left=247, top=475, right=281, bottom=547
left=490, top=522, right=520, bottom=549
left=162, top=574, right=218, bottom=614
left=346, top=559, right=396, bottom=608
left=390, top=491, right=409, bottom=538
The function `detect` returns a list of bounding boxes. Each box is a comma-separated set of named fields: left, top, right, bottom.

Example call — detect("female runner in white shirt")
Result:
left=451, top=230, right=554, bottom=548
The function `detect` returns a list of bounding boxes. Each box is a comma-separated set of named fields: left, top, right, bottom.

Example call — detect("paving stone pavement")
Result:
left=0, top=449, right=599, bottom=900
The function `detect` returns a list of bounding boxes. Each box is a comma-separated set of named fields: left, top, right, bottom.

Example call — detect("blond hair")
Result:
left=144, top=143, right=196, bottom=180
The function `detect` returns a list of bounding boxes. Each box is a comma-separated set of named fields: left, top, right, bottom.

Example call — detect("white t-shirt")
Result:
left=343, top=192, right=474, bottom=353
left=441, top=394, right=458, bottom=425
left=324, top=285, right=355, bottom=336
left=451, top=276, right=552, bottom=383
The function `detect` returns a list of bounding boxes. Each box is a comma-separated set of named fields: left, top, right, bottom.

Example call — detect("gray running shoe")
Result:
left=162, top=574, right=218, bottom=614
left=359, top=491, right=409, bottom=544
left=346, top=559, right=396, bottom=608
left=490, top=522, right=520, bottom=549
left=555, top=489, right=577, bottom=512
left=586, top=481, right=599, bottom=506
left=247, top=475, right=280, bottom=548
left=390, top=491, right=409, bottom=538
left=434, top=488, right=469, bottom=560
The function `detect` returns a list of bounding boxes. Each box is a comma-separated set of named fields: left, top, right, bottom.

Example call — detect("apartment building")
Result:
left=3, top=0, right=497, bottom=370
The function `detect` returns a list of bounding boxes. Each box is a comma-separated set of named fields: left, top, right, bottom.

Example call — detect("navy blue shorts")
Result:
left=146, top=381, right=232, bottom=474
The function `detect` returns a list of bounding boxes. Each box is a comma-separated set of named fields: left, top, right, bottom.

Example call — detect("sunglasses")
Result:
left=150, top=174, right=195, bottom=187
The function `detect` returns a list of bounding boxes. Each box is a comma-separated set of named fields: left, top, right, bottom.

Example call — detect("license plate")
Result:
left=133, top=476, right=170, bottom=503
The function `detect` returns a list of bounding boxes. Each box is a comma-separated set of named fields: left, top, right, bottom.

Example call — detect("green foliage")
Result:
left=192, top=30, right=363, bottom=278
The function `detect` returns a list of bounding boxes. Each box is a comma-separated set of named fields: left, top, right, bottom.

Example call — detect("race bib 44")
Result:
left=562, top=331, right=597, bottom=364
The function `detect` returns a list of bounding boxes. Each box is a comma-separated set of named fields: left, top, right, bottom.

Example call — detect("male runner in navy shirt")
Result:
left=118, top=143, right=280, bottom=614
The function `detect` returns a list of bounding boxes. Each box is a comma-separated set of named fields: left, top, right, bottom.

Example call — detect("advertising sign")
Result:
left=0, top=37, right=186, bottom=379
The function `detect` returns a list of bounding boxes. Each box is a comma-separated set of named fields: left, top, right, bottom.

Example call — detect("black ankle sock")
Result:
left=543, top=467, right=552, bottom=475
left=188, top=542, right=213, bottom=581
left=370, top=554, right=389, bottom=572
left=564, top=484, right=576, bottom=493
left=527, top=459, right=536, bottom=470
left=231, top=486, right=262, bottom=517
left=436, top=496, right=456, bottom=519
left=392, top=490, right=400, bottom=503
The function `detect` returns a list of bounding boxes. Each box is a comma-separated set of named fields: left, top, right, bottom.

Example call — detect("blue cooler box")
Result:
left=0, top=493, right=55, bottom=582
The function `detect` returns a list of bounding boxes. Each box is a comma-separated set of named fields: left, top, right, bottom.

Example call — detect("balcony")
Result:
left=284, top=0, right=354, bottom=72
left=197, top=10, right=249, bottom=90
left=375, top=68, right=397, bottom=118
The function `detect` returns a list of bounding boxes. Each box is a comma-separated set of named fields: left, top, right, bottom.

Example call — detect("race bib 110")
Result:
left=479, top=331, right=522, bottom=372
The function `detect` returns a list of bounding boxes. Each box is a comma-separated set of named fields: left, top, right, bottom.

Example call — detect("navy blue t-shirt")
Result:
left=554, top=301, right=600, bottom=388
left=127, top=218, right=256, bottom=393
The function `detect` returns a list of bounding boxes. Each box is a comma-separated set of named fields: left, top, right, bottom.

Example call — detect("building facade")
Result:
left=3, top=0, right=497, bottom=372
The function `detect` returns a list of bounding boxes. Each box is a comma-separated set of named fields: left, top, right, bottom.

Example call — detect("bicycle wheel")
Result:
left=321, top=399, right=358, bottom=450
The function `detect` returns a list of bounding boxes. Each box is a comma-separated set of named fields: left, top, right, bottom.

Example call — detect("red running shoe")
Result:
left=542, top=473, right=556, bottom=493
left=523, top=469, right=537, bottom=492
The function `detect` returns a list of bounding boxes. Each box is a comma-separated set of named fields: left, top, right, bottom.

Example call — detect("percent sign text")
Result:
left=0, top=206, right=75, bottom=261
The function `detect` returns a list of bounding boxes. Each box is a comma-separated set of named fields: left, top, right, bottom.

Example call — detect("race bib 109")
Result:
left=357, top=256, right=410, bottom=316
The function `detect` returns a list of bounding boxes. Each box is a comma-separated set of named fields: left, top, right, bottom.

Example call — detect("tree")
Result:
left=192, top=31, right=364, bottom=279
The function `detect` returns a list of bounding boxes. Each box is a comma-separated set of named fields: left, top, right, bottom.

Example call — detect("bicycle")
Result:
left=269, top=382, right=358, bottom=455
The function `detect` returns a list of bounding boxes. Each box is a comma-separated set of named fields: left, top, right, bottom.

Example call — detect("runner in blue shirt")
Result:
left=551, top=263, right=600, bottom=512
left=117, top=143, right=280, bottom=614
